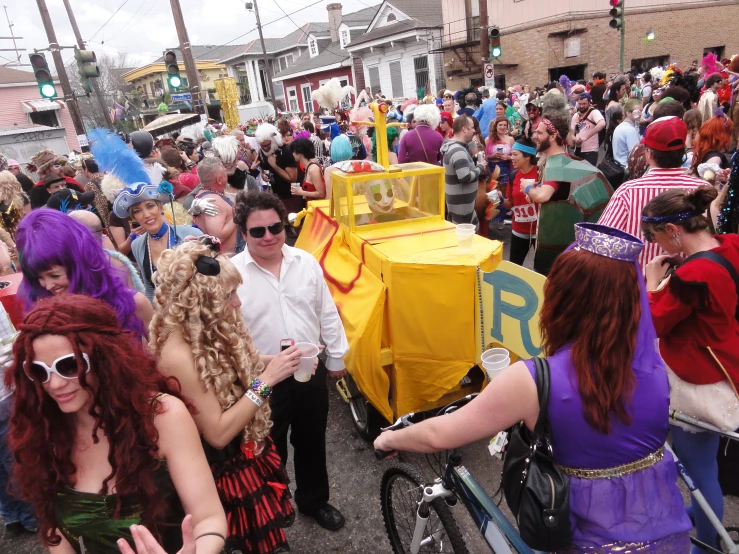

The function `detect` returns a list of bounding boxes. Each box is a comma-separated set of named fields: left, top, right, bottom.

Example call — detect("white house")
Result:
left=346, top=0, right=445, bottom=102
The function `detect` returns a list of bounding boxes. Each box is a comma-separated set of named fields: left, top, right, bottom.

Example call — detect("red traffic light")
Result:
left=609, top=0, right=621, bottom=6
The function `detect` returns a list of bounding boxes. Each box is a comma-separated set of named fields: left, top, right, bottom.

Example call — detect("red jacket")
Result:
left=649, top=234, right=739, bottom=387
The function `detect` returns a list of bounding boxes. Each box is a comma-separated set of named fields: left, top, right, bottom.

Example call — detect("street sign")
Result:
left=484, top=63, right=495, bottom=89
left=171, top=93, right=192, bottom=102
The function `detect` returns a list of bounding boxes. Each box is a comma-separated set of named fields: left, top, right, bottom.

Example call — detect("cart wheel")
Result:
left=345, top=374, right=384, bottom=441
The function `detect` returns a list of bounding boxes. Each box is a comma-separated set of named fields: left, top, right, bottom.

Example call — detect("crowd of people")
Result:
left=0, top=52, right=735, bottom=554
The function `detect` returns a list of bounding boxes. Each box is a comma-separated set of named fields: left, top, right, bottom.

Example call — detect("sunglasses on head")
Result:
left=24, top=353, right=90, bottom=384
left=247, top=221, right=284, bottom=238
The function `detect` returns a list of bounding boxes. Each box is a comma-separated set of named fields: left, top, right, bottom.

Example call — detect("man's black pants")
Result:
left=269, top=360, right=330, bottom=513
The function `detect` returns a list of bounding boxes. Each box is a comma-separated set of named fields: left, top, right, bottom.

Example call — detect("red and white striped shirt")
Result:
left=598, top=168, right=706, bottom=271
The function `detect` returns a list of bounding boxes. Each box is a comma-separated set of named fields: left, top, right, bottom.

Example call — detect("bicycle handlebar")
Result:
left=373, top=394, right=481, bottom=460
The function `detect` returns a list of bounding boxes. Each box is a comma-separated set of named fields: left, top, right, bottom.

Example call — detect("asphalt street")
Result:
left=3, top=225, right=739, bottom=553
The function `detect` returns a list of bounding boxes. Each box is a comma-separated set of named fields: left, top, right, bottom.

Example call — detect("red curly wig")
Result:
left=692, top=115, right=733, bottom=171
left=539, top=249, right=641, bottom=434
left=5, top=294, right=188, bottom=547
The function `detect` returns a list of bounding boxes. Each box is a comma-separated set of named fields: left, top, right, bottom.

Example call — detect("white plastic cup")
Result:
left=293, top=342, right=319, bottom=382
left=455, top=224, right=475, bottom=253
left=483, top=357, right=510, bottom=381
left=481, top=347, right=509, bottom=364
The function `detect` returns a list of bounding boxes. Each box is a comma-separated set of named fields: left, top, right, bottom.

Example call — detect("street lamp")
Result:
left=646, top=29, right=655, bottom=41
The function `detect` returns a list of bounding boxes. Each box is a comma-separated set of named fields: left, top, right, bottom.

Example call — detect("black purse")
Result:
left=502, top=357, right=571, bottom=551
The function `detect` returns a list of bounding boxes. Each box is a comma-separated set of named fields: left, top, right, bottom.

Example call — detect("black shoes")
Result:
left=301, top=503, right=345, bottom=531
left=5, top=522, right=37, bottom=537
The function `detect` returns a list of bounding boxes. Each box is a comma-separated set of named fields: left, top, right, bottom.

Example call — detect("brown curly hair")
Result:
left=149, top=241, right=273, bottom=453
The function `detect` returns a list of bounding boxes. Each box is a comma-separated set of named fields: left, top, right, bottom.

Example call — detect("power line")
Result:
left=189, top=0, right=325, bottom=62
left=104, top=0, right=151, bottom=42
left=89, top=0, right=130, bottom=41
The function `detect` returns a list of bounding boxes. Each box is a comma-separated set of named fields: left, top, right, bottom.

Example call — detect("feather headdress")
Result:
left=89, top=128, right=150, bottom=186
left=702, top=52, right=722, bottom=77
left=311, top=78, right=355, bottom=110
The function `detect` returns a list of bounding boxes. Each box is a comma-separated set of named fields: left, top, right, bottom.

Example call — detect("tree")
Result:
left=65, top=51, right=136, bottom=130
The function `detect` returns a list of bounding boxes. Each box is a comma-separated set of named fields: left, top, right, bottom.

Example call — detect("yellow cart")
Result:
left=294, top=102, right=543, bottom=438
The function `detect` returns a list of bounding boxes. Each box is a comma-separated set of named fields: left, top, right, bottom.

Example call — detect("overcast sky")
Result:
left=9, top=0, right=379, bottom=70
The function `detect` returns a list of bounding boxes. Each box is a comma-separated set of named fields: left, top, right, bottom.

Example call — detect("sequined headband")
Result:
left=641, top=210, right=703, bottom=224
left=541, top=118, right=560, bottom=138
left=574, top=222, right=644, bottom=263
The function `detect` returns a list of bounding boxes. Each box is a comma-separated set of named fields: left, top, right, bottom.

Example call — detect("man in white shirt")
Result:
left=569, top=92, right=605, bottom=167
left=612, top=99, right=642, bottom=168
left=231, top=190, right=349, bottom=532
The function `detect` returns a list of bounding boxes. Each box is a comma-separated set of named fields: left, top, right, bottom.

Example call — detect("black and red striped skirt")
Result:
left=208, top=436, right=295, bottom=554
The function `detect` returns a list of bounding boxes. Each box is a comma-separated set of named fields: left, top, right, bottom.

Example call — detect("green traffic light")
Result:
left=40, top=83, right=56, bottom=99
left=492, top=47, right=502, bottom=58
left=169, top=75, right=182, bottom=88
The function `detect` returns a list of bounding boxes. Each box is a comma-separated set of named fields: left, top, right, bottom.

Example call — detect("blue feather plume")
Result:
left=89, top=128, right=151, bottom=187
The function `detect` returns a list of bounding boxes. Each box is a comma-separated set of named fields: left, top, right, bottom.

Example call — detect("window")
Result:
left=340, top=29, right=350, bottom=48
left=287, top=87, right=299, bottom=112
left=368, top=66, right=381, bottom=95
left=413, top=56, right=429, bottom=92
left=29, top=110, right=59, bottom=127
left=630, top=55, right=669, bottom=74
left=704, top=46, right=725, bottom=60
left=387, top=13, right=396, bottom=22
left=274, top=81, right=284, bottom=99
left=259, top=67, right=269, bottom=98
left=301, top=83, right=313, bottom=111
left=389, top=60, right=403, bottom=98
left=309, top=39, right=318, bottom=57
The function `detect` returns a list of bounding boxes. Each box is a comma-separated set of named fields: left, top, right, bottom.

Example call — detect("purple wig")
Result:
left=16, top=209, right=145, bottom=337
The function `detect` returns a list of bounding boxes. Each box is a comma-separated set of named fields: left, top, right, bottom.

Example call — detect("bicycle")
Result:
left=375, top=395, right=739, bottom=554
left=376, top=394, right=533, bottom=554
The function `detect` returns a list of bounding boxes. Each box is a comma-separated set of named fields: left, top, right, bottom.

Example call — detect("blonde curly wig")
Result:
left=149, top=241, right=272, bottom=453
left=0, top=170, right=24, bottom=211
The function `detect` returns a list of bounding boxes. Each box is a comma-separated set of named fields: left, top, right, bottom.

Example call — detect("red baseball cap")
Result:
left=641, top=116, right=688, bottom=151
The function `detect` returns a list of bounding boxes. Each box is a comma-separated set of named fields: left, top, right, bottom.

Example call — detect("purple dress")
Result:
left=524, top=348, right=691, bottom=552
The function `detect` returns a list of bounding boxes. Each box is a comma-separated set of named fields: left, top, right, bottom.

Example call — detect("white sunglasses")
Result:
left=23, top=353, right=90, bottom=384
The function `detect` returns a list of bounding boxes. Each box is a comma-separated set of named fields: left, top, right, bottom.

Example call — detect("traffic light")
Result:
left=74, top=48, right=99, bottom=94
left=29, top=53, right=56, bottom=99
left=609, top=0, right=624, bottom=30
left=164, top=50, right=182, bottom=90
left=490, top=27, right=502, bottom=59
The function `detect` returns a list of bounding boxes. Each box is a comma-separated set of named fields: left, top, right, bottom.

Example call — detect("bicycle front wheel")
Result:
left=380, top=462, right=468, bottom=554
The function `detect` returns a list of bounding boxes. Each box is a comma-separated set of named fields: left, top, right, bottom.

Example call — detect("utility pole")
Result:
left=3, top=6, right=25, bottom=67
left=253, top=0, right=275, bottom=101
left=479, top=0, right=489, bottom=83
left=35, top=0, right=88, bottom=149
left=620, top=0, right=626, bottom=72
left=169, top=0, right=204, bottom=114
left=60, top=0, right=113, bottom=129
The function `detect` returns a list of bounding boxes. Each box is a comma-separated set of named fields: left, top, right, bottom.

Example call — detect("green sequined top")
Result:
left=55, top=464, right=185, bottom=554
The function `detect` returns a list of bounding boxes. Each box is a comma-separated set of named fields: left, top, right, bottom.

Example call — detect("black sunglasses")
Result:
left=247, top=221, right=284, bottom=238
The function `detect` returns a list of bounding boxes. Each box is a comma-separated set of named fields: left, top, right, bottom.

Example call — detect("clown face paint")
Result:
left=365, top=180, right=395, bottom=214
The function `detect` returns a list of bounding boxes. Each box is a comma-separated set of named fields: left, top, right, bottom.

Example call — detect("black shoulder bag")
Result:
left=502, top=357, right=571, bottom=551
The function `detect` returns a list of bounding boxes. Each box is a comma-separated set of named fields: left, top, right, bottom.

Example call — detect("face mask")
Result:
left=631, top=110, right=642, bottom=120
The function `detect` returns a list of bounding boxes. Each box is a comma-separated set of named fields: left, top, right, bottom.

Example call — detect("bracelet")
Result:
left=524, top=185, right=534, bottom=195
left=249, top=378, right=272, bottom=399
left=195, top=532, right=226, bottom=543
left=245, top=389, right=264, bottom=408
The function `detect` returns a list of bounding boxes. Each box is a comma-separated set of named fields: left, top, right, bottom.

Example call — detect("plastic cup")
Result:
left=455, top=224, right=475, bottom=253
left=481, top=347, right=509, bottom=364
left=293, top=342, right=319, bottom=382
left=483, top=356, right=510, bottom=381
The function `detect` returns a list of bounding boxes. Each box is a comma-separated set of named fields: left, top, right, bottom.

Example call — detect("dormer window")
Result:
left=309, top=38, right=318, bottom=57
left=340, top=29, right=350, bottom=48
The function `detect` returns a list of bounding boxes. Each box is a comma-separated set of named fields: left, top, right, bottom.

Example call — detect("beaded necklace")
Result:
left=145, top=224, right=174, bottom=277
